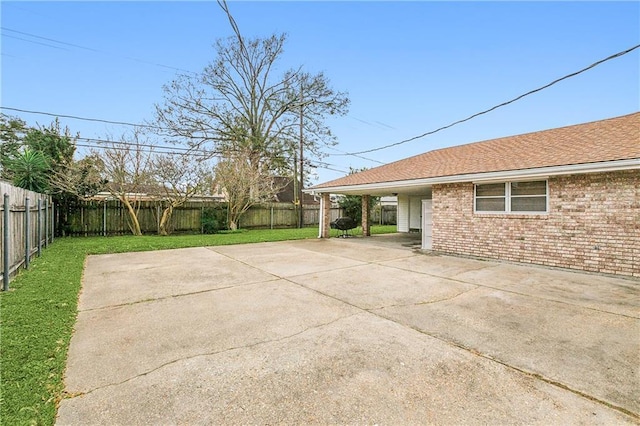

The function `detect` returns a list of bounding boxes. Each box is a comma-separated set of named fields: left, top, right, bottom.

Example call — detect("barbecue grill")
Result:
left=330, top=217, right=357, bottom=238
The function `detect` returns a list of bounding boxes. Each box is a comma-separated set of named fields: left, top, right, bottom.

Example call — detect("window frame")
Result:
left=474, top=179, right=548, bottom=214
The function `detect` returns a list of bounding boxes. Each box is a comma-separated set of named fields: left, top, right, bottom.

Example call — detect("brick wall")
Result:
left=432, top=170, right=639, bottom=277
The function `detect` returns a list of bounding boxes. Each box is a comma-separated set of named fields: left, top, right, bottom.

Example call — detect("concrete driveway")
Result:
left=57, top=235, right=640, bottom=425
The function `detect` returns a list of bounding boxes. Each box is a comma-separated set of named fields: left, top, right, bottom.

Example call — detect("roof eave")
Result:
left=306, top=158, right=640, bottom=195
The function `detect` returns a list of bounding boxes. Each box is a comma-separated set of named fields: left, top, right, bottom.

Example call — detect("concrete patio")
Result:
left=57, top=236, right=640, bottom=425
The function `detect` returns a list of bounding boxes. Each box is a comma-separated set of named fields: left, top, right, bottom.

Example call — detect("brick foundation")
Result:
left=432, top=170, right=639, bottom=277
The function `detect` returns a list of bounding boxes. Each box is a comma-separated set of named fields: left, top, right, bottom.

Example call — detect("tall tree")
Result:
left=23, top=119, right=76, bottom=176
left=0, top=114, right=27, bottom=179
left=153, top=0, right=349, bottom=190
left=1, top=116, right=93, bottom=235
left=1, top=117, right=77, bottom=195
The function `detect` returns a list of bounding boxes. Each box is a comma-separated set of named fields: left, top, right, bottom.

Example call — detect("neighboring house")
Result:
left=379, top=196, right=398, bottom=206
left=272, top=177, right=320, bottom=205
left=309, top=112, right=639, bottom=277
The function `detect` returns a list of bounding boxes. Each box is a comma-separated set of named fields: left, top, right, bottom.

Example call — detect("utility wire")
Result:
left=75, top=141, right=342, bottom=173
left=326, top=146, right=385, bottom=165
left=1, top=27, right=197, bottom=75
left=1, top=114, right=345, bottom=170
left=8, top=40, right=631, bottom=165
left=333, top=43, right=640, bottom=156
left=2, top=27, right=98, bottom=51
left=74, top=136, right=204, bottom=153
left=74, top=142, right=212, bottom=158
left=2, top=34, right=70, bottom=51
left=1, top=106, right=164, bottom=130
left=1, top=106, right=375, bottom=168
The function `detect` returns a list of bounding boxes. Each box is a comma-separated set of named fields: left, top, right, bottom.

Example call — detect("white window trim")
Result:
left=474, top=180, right=548, bottom=214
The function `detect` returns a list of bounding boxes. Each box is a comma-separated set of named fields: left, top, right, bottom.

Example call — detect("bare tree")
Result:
left=214, top=146, right=284, bottom=231
left=153, top=0, right=349, bottom=186
left=93, top=131, right=154, bottom=236
left=152, top=153, right=211, bottom=235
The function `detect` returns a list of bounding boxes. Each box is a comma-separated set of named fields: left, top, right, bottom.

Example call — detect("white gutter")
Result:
left=306, top=158, right=640, bottom=194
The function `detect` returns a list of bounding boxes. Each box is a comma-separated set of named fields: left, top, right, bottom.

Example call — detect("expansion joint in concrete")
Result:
left=63, top=313, right=359, bottom=399
left=375, top=312, right=640, bottom=422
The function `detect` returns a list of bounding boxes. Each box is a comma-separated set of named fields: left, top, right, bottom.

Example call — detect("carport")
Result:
left=311, top=183, right=433, bottom=248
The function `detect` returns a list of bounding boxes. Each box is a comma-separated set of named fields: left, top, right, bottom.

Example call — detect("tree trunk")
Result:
left=229, top=220, right=238, bottom=231
left=159, top=204, right=174, bottom=236
left=121, top=197, right=142, bottom=236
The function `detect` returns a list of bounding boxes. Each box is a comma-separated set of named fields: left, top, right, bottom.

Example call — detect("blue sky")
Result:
left=2, top=1, right=638, bottom=183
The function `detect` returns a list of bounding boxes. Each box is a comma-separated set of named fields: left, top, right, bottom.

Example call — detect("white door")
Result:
left=422, top=199, right=432, bottom=249
left=409, top=196, right=422, bottom=230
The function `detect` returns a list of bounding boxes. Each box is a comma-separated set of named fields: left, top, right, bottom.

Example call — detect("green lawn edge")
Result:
left=0, top=225, right=396, bottom=426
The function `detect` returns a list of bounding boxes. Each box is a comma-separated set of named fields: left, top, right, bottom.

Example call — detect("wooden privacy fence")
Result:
left=60, top=200, right=208, bottom=236
left=0, top=181, right=53, bottom=290
left=372, top=205, right=397, bottom=225
left=238, top=204, right=345, bottom=230
left=59, top=199, right=353, bottom=236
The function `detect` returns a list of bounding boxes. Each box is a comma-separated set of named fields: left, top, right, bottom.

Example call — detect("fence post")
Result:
left=51, top=201, right=54, bottom=243
left=24, top=197, right=30, bottom=270
left=44, top=198, right=49, bottom=248
left=3, top=194, right=9, bottom=291
left=103, top=201, right=107, bottom=237
left=270, top=206, right=274, bottom=229
left=37, top=199, right=42, bottom=257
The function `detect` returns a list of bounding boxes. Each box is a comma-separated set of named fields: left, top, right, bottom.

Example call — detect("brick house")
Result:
left=309, top=112, right=639, bottom=277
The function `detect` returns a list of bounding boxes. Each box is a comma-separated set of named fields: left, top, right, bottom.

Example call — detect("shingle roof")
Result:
left=312, top=112, right=640, bottom=190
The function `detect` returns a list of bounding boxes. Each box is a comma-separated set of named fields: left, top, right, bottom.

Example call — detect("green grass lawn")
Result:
left=0, top=225, right=396, bottom=426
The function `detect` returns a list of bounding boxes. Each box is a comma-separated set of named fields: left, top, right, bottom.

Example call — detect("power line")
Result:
left=1, top=106, right=164, bottom=130
left=348, top=115, right=397, bottom=131
left=74, top=143, right=212, bottom=158
left=1, top=106, right=374, bottom=171
left=76, top=140, right=343, bottom=174
left=1, top=112, right=347, bottom=168
left=75, top=136, right=202, bottom=152
left=326, top=146, right=385, bottom=165
left=2, top=33, right=70, bottom=51
left=1, top=27, right=197, bottom=75
left=2, top=27, right=98, bottom=51
left=314, top=165, right=350, bottom=174
left=333, top=43, right=640, bottom=156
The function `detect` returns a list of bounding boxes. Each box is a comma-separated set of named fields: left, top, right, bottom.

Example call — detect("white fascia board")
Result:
left=306, top=158, right=640, bottom=194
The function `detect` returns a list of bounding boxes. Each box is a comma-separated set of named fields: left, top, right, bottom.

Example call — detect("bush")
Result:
left=337, top=195, right=379, bottom=225
left=201, top=205, right=228, bottom=234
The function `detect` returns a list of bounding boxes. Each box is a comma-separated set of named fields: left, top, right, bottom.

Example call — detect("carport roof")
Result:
left=311, top=112, right=640, bottom=193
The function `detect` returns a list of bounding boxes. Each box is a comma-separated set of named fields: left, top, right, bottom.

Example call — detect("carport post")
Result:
left=361, top=195, right=371, bottom=237
left=321, top=193, right=331, bottom=238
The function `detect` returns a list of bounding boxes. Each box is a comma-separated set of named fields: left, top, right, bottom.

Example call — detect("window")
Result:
left=510, top=181, right=547, bottom=212
left=475, top=180, right=547, bottom=213
left=475, top=183, right=505, bottom=212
